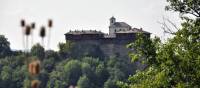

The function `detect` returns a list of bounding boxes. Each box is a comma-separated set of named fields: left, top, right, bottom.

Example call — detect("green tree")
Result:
left=47, top=79, right=65, bottom=88
left=0, top=35, right=11, bottom=58
left=81, top=63, right=95, bottom=81
left=0, top=66, right=17, bottom=88
left=81, top=57, right=101, bottom=67
left=39, top=70, right=49, bottom=88
left=0, top=66, right=12, bottom=81
left=119, top=1, right=200, bottom=87
left=30, top=43, right=45, bottom=60
left=47, top=71, right=65, bottom=88
left=64, top=60, right=82, bottom=86
left=43, top=57, right=56, bottom=72
left=45, top=50, right=59, bottom=60
left=166, top=0, right=200, bottom=17
left=58, top=41, right=74, bottom=59
left=95, top=64, right=109, bottom=87
left=77, top=75, right=91, bottom=88
left=104, top=79, right=118, bottom=88
left=23, top=78, right=31, bottom=88
left=0, top=56, right=27, bottom=88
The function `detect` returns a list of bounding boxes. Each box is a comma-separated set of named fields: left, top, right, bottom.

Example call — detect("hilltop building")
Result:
left=65, top=17, right=150, bottom=59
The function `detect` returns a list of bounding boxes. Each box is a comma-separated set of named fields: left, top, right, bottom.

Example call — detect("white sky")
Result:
left=0, top=0, right=181, bottom=51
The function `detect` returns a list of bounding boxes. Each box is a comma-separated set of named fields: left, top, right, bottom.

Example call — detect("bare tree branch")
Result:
left=158, top=17, right=178, bottom=35
left=166, top=18, right=179, bottom=31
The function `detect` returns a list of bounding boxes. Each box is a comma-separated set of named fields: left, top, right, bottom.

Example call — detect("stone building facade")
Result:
left=65, top=17, right=150, bottom=58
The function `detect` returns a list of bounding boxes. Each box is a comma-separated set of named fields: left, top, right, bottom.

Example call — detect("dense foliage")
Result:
left=166, top=0, right=200, bottom=17
left=119, top=0, right=200, bottom=88
left=0, top=35, right=11, bottom=58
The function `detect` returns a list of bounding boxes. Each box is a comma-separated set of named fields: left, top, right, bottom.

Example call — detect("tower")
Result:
left=110, top=16, right=116, bottom=25
left=109, top=16, right=116, bottom=35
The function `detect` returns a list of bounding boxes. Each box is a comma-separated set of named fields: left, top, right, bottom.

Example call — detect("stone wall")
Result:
left=65, top=33, right=149, bottom=70
left=68, top=38, right=134, bottom=58
left=65, top=33, right=150, bottom=58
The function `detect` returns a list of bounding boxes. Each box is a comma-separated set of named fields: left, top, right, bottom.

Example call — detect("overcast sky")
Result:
left=0, top=0, right=181, bottom=51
